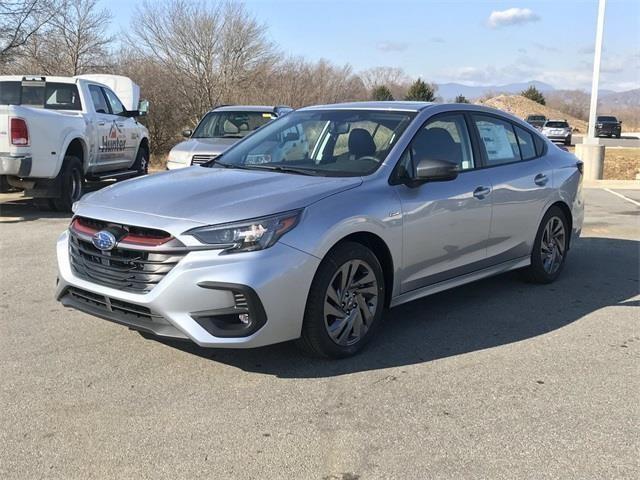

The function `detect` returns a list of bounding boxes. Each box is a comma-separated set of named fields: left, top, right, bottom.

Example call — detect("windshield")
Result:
left=204, top=109, right=415, bottom=177
left=597, top=116, right=617, bottom=122
left=545, top=121, right=569, bottom=128
left=192, top=111, right=276, bottom=139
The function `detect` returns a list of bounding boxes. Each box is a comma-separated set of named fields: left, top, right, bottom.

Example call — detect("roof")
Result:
left=300, top=101, right=435, bottom=112
left=212, top=105, right=290, bottom=113
left=0, top=75, right=78, bottom=83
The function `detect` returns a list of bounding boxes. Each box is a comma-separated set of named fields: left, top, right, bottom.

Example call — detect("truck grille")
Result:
left=69, top=231, right=185, bottom=293
left=191, top=154, right=218, bottom=165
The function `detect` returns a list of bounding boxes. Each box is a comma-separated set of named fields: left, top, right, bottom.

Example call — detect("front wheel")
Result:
left=521, top=206, right=569, bottom=284
left=297, top=242, right=385, bottom=358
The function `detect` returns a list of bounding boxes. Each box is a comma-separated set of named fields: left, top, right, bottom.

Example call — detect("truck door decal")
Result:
left=101, top=121, right=126, bottom=152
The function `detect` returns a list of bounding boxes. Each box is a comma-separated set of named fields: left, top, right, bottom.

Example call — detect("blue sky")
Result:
left=102, top=0, right=640, bottom=91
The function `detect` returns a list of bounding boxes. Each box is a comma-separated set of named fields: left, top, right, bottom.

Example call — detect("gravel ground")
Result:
left=0, top=188, right=638, bottom=480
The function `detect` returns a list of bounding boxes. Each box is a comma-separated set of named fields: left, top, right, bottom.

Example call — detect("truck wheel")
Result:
left=53, top=156, right=84, bottom=212
left=0, top=176, right=12, bottom=193
left=133, top=145, right=149, bottom=175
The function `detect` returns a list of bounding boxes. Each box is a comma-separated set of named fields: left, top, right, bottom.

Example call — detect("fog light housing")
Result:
left=191, top=282, right=267, bottom=338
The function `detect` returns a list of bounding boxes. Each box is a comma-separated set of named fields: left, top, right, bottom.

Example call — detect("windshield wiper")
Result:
left=238, top=165, right=321, bottom=176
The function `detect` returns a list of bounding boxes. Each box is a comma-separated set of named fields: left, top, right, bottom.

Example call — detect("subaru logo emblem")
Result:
left=92, top=230, right=117, bottom=251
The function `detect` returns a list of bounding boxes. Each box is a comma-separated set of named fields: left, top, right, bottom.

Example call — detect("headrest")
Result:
left=348, top=128, right=376, bottom=157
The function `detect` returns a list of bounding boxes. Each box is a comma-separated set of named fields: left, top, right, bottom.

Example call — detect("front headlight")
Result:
left=168, top=148, right=190, bottom=165
left=186, top=209, right=303, bottom=253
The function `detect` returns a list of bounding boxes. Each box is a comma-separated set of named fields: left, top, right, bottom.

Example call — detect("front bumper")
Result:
left=55, top=230, right=321, bottom=348
left=595, top=126, right=620, bottom=136
left=0, top=154, right=32, bottom=176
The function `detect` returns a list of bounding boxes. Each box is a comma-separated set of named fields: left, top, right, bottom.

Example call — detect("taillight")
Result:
left=10, top=118, right=29, bottom=146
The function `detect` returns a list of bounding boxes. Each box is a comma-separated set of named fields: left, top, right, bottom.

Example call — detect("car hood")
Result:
left=78, top=167, right=363, bottom=231
left=172, top=137, right=240, bottom=156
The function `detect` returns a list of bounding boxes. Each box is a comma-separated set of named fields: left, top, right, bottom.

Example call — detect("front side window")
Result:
left=206, top=109, right=415, bottom=177
left=193, top=111, right=277, bottom=139
left=395, top=113, right=474, bottom=180
left=102, top=88, right=125, bottom=115
left=473, top=115, right=521, bottom=166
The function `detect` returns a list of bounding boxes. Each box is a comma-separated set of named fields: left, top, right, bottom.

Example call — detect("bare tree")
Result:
left=0, top=0, right=58, bottom=66
left=360, top=66, right=412, bottom=100
left=10, top=0, right=113, bottom=75
left=129, top=0, right=276, bottom=122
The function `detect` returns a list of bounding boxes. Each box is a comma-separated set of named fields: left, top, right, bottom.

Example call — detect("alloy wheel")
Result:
left=324, top=259, right=379, bottom=346
left=540, top=216, right=566, bottom=274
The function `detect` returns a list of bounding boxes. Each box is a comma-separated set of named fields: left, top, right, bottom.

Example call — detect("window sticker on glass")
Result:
left=477, top=122, right=515, bottom=161
left=262, top=113, right=275, bottom=118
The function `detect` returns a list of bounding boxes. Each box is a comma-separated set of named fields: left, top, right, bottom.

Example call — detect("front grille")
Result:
left=67, top=286, right=161, bottom=321
left=191, top=154, right=218, bottom=165
left=69, top=232, right=185, bottom=293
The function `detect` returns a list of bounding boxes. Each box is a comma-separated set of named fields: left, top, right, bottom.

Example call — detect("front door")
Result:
left=394, top=113, right=493, bottom=293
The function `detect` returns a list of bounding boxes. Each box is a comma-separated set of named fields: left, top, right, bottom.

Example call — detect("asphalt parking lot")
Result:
left=0, top=187, right=638, bottom=480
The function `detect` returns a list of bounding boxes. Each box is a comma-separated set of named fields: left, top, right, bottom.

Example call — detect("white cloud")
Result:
left=376, top=41, right=408, bottom=52
left=487, top=8, right=540, bottom=28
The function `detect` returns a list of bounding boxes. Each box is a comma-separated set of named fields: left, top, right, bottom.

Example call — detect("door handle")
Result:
left=97, top=121, right=105, bottom=126
left=534, top=173, right=549, bottom=186
left=473, top=186, right=491, bottom=199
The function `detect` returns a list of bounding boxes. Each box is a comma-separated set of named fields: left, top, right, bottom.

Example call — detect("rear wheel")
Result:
left=0, top=175, right=12, bottom=193
left=52, top=156, right=83, bottom=212
left=297, top=242, right=385, bottom=358
left=521, top=206, right=569, bottom=284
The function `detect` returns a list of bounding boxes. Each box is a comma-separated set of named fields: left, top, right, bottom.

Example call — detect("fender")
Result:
left=58, top=132, right=89, bottom=174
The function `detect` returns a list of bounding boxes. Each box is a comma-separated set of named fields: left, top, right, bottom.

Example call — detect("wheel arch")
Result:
left=61, top=136, right=88, bottom=172
left=547, top=200, right=573, bottom=248
left=325, top=231, right=395, bottom=308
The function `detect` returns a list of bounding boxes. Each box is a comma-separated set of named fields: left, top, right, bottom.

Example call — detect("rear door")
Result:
left=393, top=112, right=493, bottom=293
left=470, top=114, right=553, bottom=264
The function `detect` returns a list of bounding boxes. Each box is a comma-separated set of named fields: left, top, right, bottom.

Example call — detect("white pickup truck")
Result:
left=0, top=74, right=150, bottom=211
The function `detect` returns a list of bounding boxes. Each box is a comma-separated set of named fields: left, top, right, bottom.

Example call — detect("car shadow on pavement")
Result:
left=146, top=236, right=639, bottom=378
left=0, top=197, right=71, bottom=222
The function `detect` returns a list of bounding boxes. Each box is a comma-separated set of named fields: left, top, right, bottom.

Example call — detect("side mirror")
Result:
left=414, top=158, right=459, bottom=183
left=138, top=99, right=149, bottom=116
left=182, top=129, right=193, bottom=138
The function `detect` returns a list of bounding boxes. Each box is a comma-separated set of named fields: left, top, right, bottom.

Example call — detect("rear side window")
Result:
left=44, top=83, right=81, bottom=110
left=89, top=85, right=109, bottom=114
left=514, top=125, right=536, bottom=160
left=472, top=115, right=520, bottom=166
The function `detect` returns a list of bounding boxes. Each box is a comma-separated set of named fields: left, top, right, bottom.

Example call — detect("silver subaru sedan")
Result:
left=56, top=102, right=584, bottom=358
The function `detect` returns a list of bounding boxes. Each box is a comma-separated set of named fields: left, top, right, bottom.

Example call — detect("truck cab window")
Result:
left=89, top=85, right=109, bottom=114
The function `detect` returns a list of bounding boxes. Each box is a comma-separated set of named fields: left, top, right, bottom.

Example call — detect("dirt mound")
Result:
left=477, top=95, right=588, bottom=133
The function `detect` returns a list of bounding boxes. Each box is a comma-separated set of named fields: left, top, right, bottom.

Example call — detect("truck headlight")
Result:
left=186, top=209, right=303, bottom=253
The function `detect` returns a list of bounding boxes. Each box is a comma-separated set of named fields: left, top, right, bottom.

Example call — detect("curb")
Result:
left=583, top=180, right=640, bottom=190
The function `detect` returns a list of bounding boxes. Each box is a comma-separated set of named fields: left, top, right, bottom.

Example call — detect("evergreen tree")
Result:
left=521, top=85, right=546, bottom=105
left=404, top=78, right=436, bottom=102
left=371, top=85, right=394, bottom=101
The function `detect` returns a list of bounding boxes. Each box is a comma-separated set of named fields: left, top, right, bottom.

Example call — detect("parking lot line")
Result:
left=603, top=188, right=640, bottom=207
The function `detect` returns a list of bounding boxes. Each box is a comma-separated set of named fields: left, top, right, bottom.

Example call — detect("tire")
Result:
left=296, top=242, right=386, bottom=358
left=564, top=136, right=571, bottom=146
left=52, top=156, right=84, bottom=212
left=521, top=206, right=569, bottom=284
left=0, top=175, right=12, bottom=193
left=616, top=132, right=621, bottom=139
left=133, top=145, right=149, bottom=175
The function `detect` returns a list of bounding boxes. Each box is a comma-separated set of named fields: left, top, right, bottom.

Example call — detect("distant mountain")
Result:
left=436, top=81, right=555, bottom=101
left=599, top=88, right=640, bottom=108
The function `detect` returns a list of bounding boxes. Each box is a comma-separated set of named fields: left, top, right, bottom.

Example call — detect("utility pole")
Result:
left=586, top=0, right=607, bottom=143
left=576, top=0, right=606, bottom=180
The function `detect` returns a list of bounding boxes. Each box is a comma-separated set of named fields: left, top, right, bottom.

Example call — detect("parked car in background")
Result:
left=542, top=119, right=572, bottom=146
left=0, top=74, right=150, bottom=211
left=166, top=105, right=292, bottom=169
left=595, top=115, right=622, bottom=138
left=525, top=114, right=547, bottom=130
left=57, top=102, right=584, bottom=358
